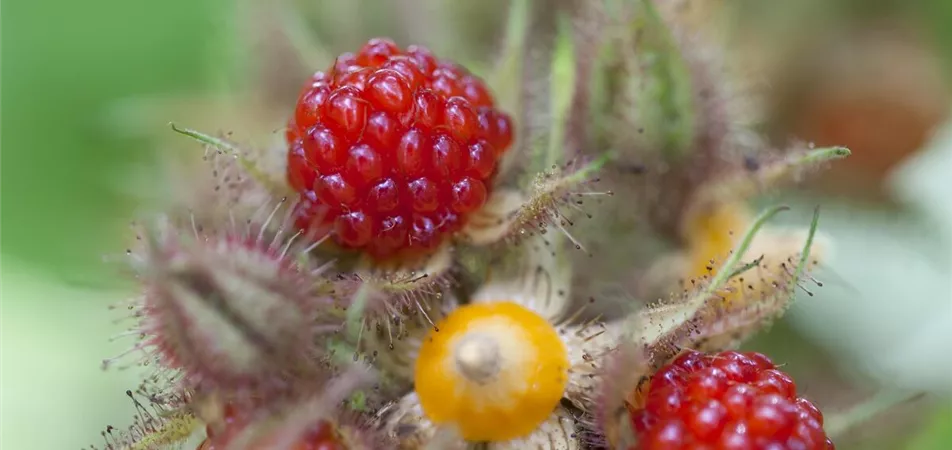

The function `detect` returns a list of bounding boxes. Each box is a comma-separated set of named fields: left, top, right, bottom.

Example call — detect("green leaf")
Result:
left=630, top=204, right=790, bottom=345
left=169, top=123, right=286, bottom=195
left=595, top=0, right=696, bottom=162
left=541, top=12, right=577, bottom=169
left=631, top=0, right=695, bottom=160
left=789, top=205, right=821, bottom=296
left=826, top=391, right=925, bottom=439
left=905, top=406, right=952, bottom=450
left=487, top=0, right=530, bottom=116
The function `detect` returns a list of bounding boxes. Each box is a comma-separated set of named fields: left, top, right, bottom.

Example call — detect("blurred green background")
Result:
left=2, top=0, right=951, bottom=449
left=2, top=0, right=220, bottom=448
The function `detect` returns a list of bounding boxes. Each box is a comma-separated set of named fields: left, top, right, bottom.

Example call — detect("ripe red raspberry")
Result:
left=285, top=38, right=514, bottom=258
left=628, top=350, right=834, bottom=450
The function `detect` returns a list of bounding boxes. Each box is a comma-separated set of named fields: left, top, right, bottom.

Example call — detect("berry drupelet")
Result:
left=629, top=350, right=834, bottom=450
left=286, top=38, right=514, bottom=258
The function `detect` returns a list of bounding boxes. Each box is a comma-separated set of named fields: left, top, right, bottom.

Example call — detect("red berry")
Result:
left=396, top=128, right=430, bottom=177
left=686, top=399, right=729, bottom=441
left=285, top=38, right=515, bottom=257
left=650, top=365, right=687, bottom=391
left=288, top=141, right=316, bottom=192
left=368, top=178, right=401, bottom=212
left=629, top=350, right=832, bottom=450
left=295, top=84, right=331, bottom=131
left=430, top=133, right=463, bottom=177
left=382, top=56, right=424, bottom=91
left=712, top=351, right=761, bottom=382
left=363, top=111, right=404, bottom=150
left=293, top=193, right=333, bottom=236
left=336, top=210, right=373, bottom=247
left=476, top=107, right=514, bottom=154
left=450, top=177, right=487, bottom=213
left=718, top=422, right=753, bottom=450
left=316, top=173, right=359, bottom=208
left=367, top=69, right=413, bottom=114
left=372, top=215, right=409, bottom=256
left=644, top=420, right=689, bottom=450
left=413, top=90, right=443, bottom=130
left=286, top=119, right=301, bottom=144
left=465, top=140, right=497, bottom=179
left=721, top=384, right=757, bottom=419
left=410, top=213, right=439, bottom=249
left=646, top=387, right=684, bottom=417
left=795, top=398, right=824, bottom=425
left=322, top=87, right=368, bottom=142
left=406, top=45, right=437, bottom=75
left=345, top=143, right=385, bottom=186
left=431, top=71, right=464, bottom=99
left=747, top=394, right=797, bottom=439
left=303, top=126, right=347, bottom=173
left=331, top=53, right=359, bottom=76
left=755, top=369, right=797, bottom=398
left=460, top=75, right=493, bottom=107
left=407, top=177, right=440, bottom=213
left=442, top=97, right=478, bottom=142
left=337, top=67, right=372, bottom=92
left=357, top=38, right=400, bottom=68
left=435, top=208, right=462, bottom=233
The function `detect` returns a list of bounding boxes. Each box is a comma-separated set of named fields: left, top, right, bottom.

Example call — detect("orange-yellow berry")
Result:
left=414, top=301, right=569, bottom=441
left=685, top=202, right=751, bottom=279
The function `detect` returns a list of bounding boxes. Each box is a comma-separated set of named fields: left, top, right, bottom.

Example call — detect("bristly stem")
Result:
left=488, top=0, right=530, bottom=114
left=545, top=12, right=577, bottom=168
left=826, top=390, right=926, bottom=438
left=754, top=146, right=852, bottom=189
left=728, top=255, right=764, bottom=279
left=170, top=122, right=242, bottom=153
left=346, top=282, right=372, bottom=341
left=701, top=204, right=790, bottom=298
left=169, top=123, right=284, bottom=194
left=789, top=206, right=821, bottom=296
left=563, top=152, right=612, bottom=183
left=799, top=146, right=852, bottom=164
left=699, top=146, right=852, bottom=207
left=635, top=204, right=789, bottom=343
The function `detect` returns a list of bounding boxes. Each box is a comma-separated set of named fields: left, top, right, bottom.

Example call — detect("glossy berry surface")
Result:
left=629, top=350, right=834, bottom=450
left=285, top=38, right=514, bottom=258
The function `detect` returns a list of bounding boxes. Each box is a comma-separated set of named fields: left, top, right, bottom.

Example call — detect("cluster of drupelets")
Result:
left=92, top=1, right=854, bottom=449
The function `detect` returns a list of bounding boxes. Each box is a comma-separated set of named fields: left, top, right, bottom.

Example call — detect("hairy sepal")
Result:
left=486, top=408, right=580, bottom=449
left=242, top=365, right=384, bottom=450
left=165, top=124, right=294, bottom=230
left=681, top=146, right=850, bottom=237
left=588, top=0, right=773, bottom=242
left=459, top=156, right=610, bottom=247
left=595, top=205, right=830, bottom=447
left=94, top=386, right=199, bottom=450
left=471, top=233, right=574, bottom=322
left=377, top=393, right=454, bottom=450
left=611, top=0, right=696, bottom=161
left=340, top=244, right=455, bottom=336
left=123, top=217, right=334, bottom=397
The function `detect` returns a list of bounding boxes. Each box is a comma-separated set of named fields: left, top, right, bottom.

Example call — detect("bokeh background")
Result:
left=2, top=0, right=951, bottom=449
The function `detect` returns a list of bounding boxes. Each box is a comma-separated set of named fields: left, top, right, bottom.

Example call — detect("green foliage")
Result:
left=1, top=0, right=220, bottom=282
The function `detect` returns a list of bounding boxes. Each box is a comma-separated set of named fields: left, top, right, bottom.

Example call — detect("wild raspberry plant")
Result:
left=94, top=1, right=869, bottom=449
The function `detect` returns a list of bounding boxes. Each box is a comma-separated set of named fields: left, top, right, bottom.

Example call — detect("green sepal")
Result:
left=592, top=0, right=696, bottom=162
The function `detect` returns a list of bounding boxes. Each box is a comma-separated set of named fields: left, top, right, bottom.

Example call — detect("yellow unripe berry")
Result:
left=414, top=301, right=569, bottom=442
left=685, top=201, right=751, bottom=278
